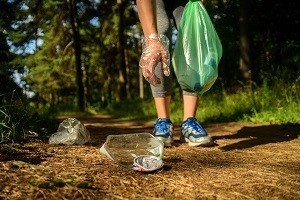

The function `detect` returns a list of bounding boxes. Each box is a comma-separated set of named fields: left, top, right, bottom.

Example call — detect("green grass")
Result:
left=0, top=92, right=59, bottom=144
left=105, top=78, right=300, bottom=125
left=243, top=79, right=300, bottom=123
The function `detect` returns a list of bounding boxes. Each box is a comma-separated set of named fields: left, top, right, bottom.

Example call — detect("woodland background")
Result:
left=0, top=0, right=299, bottom=143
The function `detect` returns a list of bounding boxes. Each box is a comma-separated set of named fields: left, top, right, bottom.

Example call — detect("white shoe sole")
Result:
left=180, top=136, right=214, bottom=147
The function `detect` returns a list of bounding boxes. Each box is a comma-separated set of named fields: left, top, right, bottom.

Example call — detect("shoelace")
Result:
left=155, top=120, right=171, bottom=134
left=183, top=119, right=206, bottom=136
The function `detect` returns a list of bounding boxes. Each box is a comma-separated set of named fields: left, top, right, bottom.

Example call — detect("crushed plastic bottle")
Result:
left=132, top=155, right=164, bottom=172
left=49, top=118, right=90, bottom=145
left=100, top=133, right=164, bottom=170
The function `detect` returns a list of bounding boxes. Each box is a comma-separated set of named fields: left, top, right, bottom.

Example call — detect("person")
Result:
left=136, top=0, right=214, bottom=147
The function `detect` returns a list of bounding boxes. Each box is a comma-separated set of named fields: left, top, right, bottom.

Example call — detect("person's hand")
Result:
left=139, top=34, right=170, bottom=86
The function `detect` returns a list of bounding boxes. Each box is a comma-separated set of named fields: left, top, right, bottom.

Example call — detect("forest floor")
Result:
left=0, top=115, right=300, bottom=200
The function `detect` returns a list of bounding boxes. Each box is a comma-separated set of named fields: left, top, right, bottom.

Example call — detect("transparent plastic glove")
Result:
left=139, top=34, right=170, bottom=86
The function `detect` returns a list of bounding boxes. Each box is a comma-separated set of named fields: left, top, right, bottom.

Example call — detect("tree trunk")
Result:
left=239, top=0, right=252, bottom=84
left=116, top=0, right=127, bottom=101
left=124, top=48, right=132, bottom=99
left=68, top=0, right=85, bottom=111
left=239, top=0, right=258, bottom=110
left=137, top=39, right=144, bottom=99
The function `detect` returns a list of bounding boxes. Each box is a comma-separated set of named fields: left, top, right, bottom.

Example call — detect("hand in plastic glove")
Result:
left=139, top=34, right=170, bottom=86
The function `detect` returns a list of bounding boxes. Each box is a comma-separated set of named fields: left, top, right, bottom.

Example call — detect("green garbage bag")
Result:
left=172, top=0, right=222, bottom=94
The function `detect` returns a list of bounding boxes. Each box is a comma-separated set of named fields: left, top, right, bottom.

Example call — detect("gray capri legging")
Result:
left=151, top=0, right=197, bottom=97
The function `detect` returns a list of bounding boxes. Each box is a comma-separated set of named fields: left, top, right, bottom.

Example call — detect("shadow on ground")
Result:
left=0, top=145, right=48, bottom=164
left=76, top=116, right=300, bottom=151
left=212, top=123, right=300, bottom=151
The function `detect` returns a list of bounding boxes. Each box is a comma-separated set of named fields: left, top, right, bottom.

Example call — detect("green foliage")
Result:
left=100, top=76, right=300, bottom=125
left=22, top=1, right=77, bottom=101
left=0, top=92, right=28, bottom=143
left=244, top=77, right=300, bottom=123
left=197, top=74, right=299, bottom=124
left=0, top=92, right=58, bottom=144
left=105, top=99, right=157, bottom=120
left=1, top=0, right=299, bottom=116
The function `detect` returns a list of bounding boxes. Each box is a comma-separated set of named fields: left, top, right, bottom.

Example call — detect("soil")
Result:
left=0, top=116, right=300, bottom=200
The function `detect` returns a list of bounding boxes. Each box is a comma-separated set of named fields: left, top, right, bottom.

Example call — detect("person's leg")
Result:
left=171, top=1, right=214, bottom=147
left=183, top=95, right=198, bottom=120
left=171, top=2, right=199, bottom=121
left=151, top=0, right=172, bottom=113
left=152, top=96, right=172, bottom=147
left=154, top=0, right=189, bottom=120
left=150, top=0, right=173, bottom=146
left=180, top=92, right=214, bottom=147
left=154, top=96, right=171, bottom=119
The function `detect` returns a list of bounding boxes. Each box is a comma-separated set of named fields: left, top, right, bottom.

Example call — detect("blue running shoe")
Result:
left=180, top=118, right=213, bottom=147
left=153, top=118, right=173, bottom=147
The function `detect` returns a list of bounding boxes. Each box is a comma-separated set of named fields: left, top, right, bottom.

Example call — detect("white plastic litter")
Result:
left=100, top=133, right=164, bottom=171
left=49, top=118, right=90, bottom=145
left=132, top=155, right=164, bottom=172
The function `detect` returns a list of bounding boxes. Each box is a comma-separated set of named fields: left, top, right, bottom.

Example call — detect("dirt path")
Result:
left=0, top=116, right=300, bottom=199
